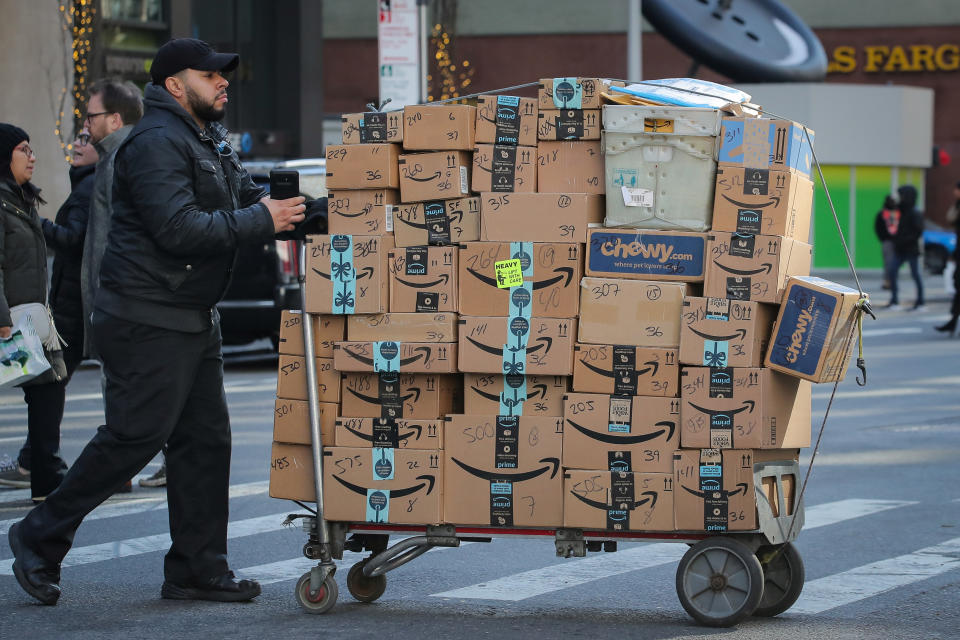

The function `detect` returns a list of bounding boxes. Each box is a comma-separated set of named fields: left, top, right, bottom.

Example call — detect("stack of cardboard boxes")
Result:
left=270, top=77, right=862, bottom=536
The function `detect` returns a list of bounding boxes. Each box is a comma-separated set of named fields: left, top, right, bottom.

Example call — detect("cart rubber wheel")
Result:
left=347, top=560, right=387, bottom=603
left=676, top=537, right=765, bottom=627
left=753, top=542, right=805, bottom=617
left=295, top=571, right=338, bottom=614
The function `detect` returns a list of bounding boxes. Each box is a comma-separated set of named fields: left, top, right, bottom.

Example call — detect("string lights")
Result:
left=427, top=23, right=474, bottom=102
left=55, top=0, right=96, bottom=163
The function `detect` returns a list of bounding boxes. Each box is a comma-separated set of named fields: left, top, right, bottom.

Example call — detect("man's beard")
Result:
left=185, top=84, right=226, bottom=123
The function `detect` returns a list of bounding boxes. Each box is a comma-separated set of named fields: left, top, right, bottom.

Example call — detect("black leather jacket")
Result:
left=96, top=83, right=273, bottom=332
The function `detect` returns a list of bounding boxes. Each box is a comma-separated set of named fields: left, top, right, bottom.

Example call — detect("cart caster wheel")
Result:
left=676, top=537, right=764, bottom=627
left=347, top=560, right=387, bottom=603
left=753, top=542, right=804, bottom=617
left=295, top=571, right=338, bottom=614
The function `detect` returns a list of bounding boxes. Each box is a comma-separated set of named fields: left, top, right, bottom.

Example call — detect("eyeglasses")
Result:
left=84, top=111, right=111, bottom=123
left=77, top=132, right=91, bottom=146
left=15, top=144, right=35, bottom=159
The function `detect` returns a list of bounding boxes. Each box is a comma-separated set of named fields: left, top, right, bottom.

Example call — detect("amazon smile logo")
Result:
left=393, top=273, right=450, bottom=289
left=467, top=266, right=574, bottom=290
left=342, top=422, right=421, bottom=443
left=451, top=457, right=560, bottom=482
left=332, top=473, right=436, bottom=497
left=577, top=359, right=659, bottom=379
left=347, top=386, right=421, bottom=405
left=571, top=490, right=658, bottom=512
left=712, top=260, right=772, bottom=276
left=721, top=194, right=781, bottom=209
left=397, top=210, right=463, bottom=230
left=687, top=400, right=755, bottom=416
left=470, top=382, right=548, bottom=402
left=466, top=335, right=553, bottom=357
left=688, top=327, right=748, bottom=342
left=333, top=204, right=374, bottom=218
left=312, top=266, right=376, bottom=281
left=681, top=482, right=748, bottom=500
left=343, top=346, right=433, bottom=368
left=565, top=418, right=675, bottom=444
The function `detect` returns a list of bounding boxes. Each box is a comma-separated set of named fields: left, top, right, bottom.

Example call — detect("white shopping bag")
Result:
left=0, top=322, right=51, bottom=388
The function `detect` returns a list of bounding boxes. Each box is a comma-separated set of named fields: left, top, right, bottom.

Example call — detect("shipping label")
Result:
left=490, top=480, right=514, bottom=526
left=360, top=112, right=388, bottom=143
left=494, top=95, right=521, bottom=146
left=366, top=488, right=390, bottom=522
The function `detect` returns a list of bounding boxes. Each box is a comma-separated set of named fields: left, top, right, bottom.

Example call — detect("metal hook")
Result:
left=855, top=357, right=867, bottom=386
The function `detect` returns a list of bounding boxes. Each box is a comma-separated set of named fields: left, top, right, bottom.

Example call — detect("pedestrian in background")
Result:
left=9, top=38, right=305, bottom=606
left=885, top=184, right=926, bottom=311
left=0, top=124, right=68, bottom=499
left=874, top=193, right=899, bottom=290
left=935, top=180, right=960, bottom=335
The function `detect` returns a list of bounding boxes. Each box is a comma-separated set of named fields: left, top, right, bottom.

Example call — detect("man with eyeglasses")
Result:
left=9, top=38, right=306, bottom=606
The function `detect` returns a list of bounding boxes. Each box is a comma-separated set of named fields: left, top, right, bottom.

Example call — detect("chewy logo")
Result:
left=599, top=238, right=693, bottom=263
left=784, top=298, right=816, bottom=364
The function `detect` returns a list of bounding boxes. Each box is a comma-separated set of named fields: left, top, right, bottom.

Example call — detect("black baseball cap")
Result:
left=150, top=38, right=239, bottom=85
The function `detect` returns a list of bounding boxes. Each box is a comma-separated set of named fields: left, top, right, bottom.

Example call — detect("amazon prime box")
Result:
left=277, top=311, right=345, bottom=359
left=463, top=373, right=569, bottom=417
left=392, top=197, right=480, bottom=247
left=303, top=234, right=393, bottom=315
left=712, top=165, right=813, bottom=242
left=325, top=144, right=400, bottom=190
left=563, top=470, right=674, bottom=532
left=334, top=417, right=443, bottom=449
left=273, top=398, right=337, bottom=447
left=679, top=367, right=811, bottom=449
left=537, top=141, right=605, bottom=195
left=334, top=341, right=457, bottom=374
left=562, top=393, right=679, bottom=473
left=673, top=448, right=756, bottom=532
left=388, top=246, right=458, bottom=313
left=703, top=232, right=811, bottom=304
left=472, top=144, right=537, bottom=193
left=458, top=316, right=577, bottom=376
left=578, top=278, right=689, bottom=347
left=480, top=192, right=603, bottom=244
left=572, top=344, right=679, bottom=397
left=339, top=373, right=460, bottom=419
left=328, top=189, right=401, bottom=236
left=475, top=95, right=538, bottom=147
left=765, top=276, right=864, bottom=383
left=443, top=415, right=564, bottom=527
left=322, top=447, right=443, bottom=524
left=341, top=111, right=404, bottom=144
left=275, top=355, right=340, bottom=403
left=538, top=77, right=623, bottom=110
left=402, top=104, right=476, bottom=151
left=458, top=241, right=582, bottom=318
left=538, top=109, right=601, bottom=141
left=398, top=151, right=472, bottom=202
left=347, top=312, right=458, bottom=343
left=679, top=297, right=775, bottom=368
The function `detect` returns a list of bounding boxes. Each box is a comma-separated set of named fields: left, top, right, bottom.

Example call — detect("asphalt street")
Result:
left=0, top=269, right=958, bottom=640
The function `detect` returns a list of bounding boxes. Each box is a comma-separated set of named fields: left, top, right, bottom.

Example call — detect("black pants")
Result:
left=20, top=382, right=68, bottom=498
left=19, top=310, right=232, bottom=584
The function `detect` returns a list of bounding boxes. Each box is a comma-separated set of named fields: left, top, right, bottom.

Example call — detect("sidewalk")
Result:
left=813, top=267, right=953, bottom=305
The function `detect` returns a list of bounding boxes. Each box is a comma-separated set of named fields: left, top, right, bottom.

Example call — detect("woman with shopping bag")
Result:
left=0, top=123, right=68, bottom=501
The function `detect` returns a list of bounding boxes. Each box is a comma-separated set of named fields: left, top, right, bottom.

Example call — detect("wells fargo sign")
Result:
left=828, top=44, right=960, bottom=73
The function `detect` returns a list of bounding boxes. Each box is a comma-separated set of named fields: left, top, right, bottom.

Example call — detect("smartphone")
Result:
left=270, top=169, right=300, bottom=200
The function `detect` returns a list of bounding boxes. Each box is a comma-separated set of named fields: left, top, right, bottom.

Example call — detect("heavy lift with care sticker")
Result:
left=280, top=78, right=874, bottom=627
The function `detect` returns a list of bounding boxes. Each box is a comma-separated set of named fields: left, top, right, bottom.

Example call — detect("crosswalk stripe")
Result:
left=0, top=480, right=268, bottom=536
left=430, top=498, right=917, bottom=601
left=0, top=510, right=290, bottom=576
left=790, top=536, right=960, bottom=614
left=0, top=474, right=152, bottom=507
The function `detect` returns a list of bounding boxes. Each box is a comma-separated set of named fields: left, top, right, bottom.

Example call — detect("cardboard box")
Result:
left=472, top=144, right=536, bottom=193
left=340, top=373, right=460, bottom=419
left=458, top=316, right=577, bottom=376
left=276, top=355, right=340, bottom=403
left=328, top=189, right=400, bottom=235
left=463, top=373, right=568, bottom=417
left=538, top=77, right=622, bottom=110
left=537, top=141, right=604, bottom=194
left=673, top=448, right=756, bottom=532
left=458, top=242, right=582, bottom=318
left=603, top=131, right=716, bottom=231
left=341, top=111, right=404, bottom=145
left=563, top=470, right=674, bottom=532
left=269, top=442, right=316, bottom=501
left=572, top=344, right=679, bottom=397
left=323, top=447, right=443, bottom=524
left=562, top=393, right=679, bottom=473
left=703, top=233, right=812, bottom=304
left=712, top=165, right=813, bottom=242
left=718, top=117, right=814, bottom=178
left=679, top=366, right=811, bottom=449
left=392, top=197, right=480, bottom=247
left=475, top=95, right=538, bottom=147
left=277, top=311, right=345, bottom=359
left=388, top=246, right=458, bottom=313
left=538, top=109, right=601, bottom=141
left=335, top=417, right=444, bottom=449
left=679, top=297, right=776, bottom=368
left=585, top=228, right=708, bottom=282
left=273, top=398, right=338, bottom=446
left=578, top=278, right=689, bottom=347
left=334, top=341, right=457, bottom=374
left=402, top=105, right=476, bottom=151
left=398, top=151, right=472, bottom=202
left=480, top=192, right=603, bottom=243
left=765, top=276, right=864, bottom=383
left=444, top=415, right=564, bottom=527
left=347, top=312, right=458, bottom=343
left=303, top=234, right=393, bottom=315
left=325, top=143, right=401, bottom=189
left=328, top=204, right=396, bottom=236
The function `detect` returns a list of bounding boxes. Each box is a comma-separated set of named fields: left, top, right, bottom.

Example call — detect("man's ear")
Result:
left=164, top=75, right=184, bottom=98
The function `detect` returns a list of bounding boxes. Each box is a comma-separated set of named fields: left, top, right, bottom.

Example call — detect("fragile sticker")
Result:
left=621, top=186, right=654, bottom=208
left=495, top=259, right=524, bottom=288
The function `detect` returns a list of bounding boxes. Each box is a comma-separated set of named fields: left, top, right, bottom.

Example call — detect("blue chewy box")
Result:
left=586, top=228, right=707, bottom=282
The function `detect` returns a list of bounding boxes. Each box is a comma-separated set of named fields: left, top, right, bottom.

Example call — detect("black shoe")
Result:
left=935, top=319, right=958, bottom=334
left=8, top=522, right=61, bottom=606
left=161, top=571, right=261, bottom=602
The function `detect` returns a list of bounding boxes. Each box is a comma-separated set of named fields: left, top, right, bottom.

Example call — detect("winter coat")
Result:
left=892, top=185, right=923, bottom=257
left=95, top=83, right=273, bottom=332
left=0, top=178, right=66, bottom=385
left=43, top=163, right=95, bottom=340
